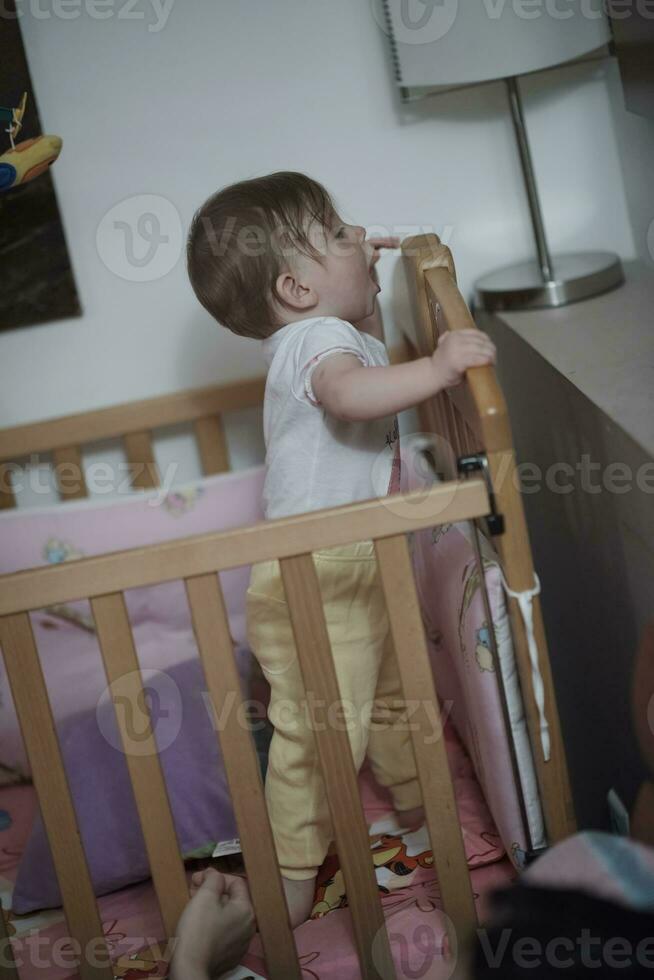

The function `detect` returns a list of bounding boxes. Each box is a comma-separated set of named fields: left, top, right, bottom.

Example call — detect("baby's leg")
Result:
left=280, top=876, right=318, bottom=929
left=246, top=580, right=323, bottom=927
left=246, top=546, right=389, bottom=926
left=366, top=629, right=425, bottom=829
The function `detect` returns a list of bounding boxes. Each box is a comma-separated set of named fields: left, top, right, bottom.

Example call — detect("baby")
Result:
left=187, top=171, right=496, bottom=927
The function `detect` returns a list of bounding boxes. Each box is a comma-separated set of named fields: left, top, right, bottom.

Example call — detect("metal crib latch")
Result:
left=457, top=453, right=505, bottom=536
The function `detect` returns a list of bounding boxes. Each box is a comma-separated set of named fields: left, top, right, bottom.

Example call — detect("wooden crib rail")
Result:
left=0, top=479, right=487, bottom=618
left=401, top=233, right=576, bottom=845
left=0, top=344, right=411, bottom=509
left=0, top=477, right=489, bottom=979
left=0, top=374, right=266, bottom=508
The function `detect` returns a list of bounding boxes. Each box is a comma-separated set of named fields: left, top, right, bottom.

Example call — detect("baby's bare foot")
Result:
left=396, top=804, right=425, bottom=832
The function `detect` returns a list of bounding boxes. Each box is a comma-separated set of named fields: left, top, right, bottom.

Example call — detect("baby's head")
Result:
left=187, top=171, right=379, bottom=339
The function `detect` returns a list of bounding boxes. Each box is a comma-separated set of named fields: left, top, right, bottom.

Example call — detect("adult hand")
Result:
left=170, top=868, right=256, bottom=980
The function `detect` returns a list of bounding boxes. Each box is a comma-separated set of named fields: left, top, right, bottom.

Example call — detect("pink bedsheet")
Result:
left=1, top=720, right=515, bottom=979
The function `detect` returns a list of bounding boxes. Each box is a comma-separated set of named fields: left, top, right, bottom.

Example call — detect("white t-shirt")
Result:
left=260, top=316, right=401, bottom=520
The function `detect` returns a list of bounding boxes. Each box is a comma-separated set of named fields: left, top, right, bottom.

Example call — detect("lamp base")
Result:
left=474, top=251, right=624, bottom=313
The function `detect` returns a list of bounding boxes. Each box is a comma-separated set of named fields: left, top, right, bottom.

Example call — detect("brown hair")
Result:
left=186, top=171, right=337, bottom=340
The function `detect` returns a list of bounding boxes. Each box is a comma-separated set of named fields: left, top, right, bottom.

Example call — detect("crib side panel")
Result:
left=0, top=612, right=114, bottom=980
left=401, top=232, right=576, bottom=844
left=0, top=374, right=266, bottom=506
left=0, top=478, right=496, bottom=979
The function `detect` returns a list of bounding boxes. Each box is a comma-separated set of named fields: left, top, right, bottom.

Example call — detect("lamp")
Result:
left=378, top=0, right=624, bottom=311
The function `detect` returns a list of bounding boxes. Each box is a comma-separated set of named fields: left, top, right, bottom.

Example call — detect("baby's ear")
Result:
left=274, top=270, right=315, bottom=312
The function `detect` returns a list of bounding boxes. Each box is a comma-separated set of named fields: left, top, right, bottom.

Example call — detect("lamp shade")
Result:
left=380, top=0, right=611, bottom=88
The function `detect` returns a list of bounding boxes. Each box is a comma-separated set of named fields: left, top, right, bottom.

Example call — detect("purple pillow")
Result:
left=12, top=650, right=264, bottom=913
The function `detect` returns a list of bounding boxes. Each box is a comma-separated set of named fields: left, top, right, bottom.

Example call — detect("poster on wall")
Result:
left=0, top=2, right=81, bottom=331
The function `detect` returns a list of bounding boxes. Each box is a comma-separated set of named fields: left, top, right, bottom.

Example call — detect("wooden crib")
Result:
left=0, top=234, right=575, bottom=980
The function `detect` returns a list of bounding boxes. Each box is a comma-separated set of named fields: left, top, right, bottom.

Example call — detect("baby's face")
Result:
left=295, top=213, right=380, bottom=323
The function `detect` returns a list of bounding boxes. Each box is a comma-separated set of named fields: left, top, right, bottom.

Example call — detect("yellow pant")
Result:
left=245, top=538, right=423, bottom=880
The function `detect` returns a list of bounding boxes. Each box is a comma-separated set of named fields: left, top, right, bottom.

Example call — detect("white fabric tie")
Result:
left=499, top=570, right=551, bottom=763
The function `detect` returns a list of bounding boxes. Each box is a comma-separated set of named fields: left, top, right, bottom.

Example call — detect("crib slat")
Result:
left=0, top=462, right=15, bottom=509
left=458, top=411, right=474, bottom=457
left=123, top=431, right=159, bottom=489
left=454, top=410, right=468, bottom=456
left=52, top=445, right=87, bottom=500
left=431, top=394, right=457, bottom=478
left=436, top=395, right=457, bottom=478
left=194, top=416, right=230, bottom=475
left=90, top=593, right=188, bottom=937
left=0, top=872, right=19, bottom=978
left=443, top=395, right=462, bottom=460
left=280, top=554, right=395, bottom=980
left=446, top=383, right=483, bottom=450
left=185, top=573, right=302, bottom=980
left=465, top=420, right=476, bottom=456
left=374, top=535, right=477, bottom=946
left=0, top=613, right=114, bottom=980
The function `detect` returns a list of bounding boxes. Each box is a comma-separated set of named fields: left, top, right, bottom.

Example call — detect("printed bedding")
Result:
left=1, top=718, right=515, bottom=979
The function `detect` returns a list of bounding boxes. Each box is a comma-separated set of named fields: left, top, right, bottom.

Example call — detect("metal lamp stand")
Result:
left=474, top=76, right=624, bottom=312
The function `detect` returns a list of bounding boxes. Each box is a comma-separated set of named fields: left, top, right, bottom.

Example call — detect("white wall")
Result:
left=1, top=0, right=636, bottom=439
left=605, top=59, right=654, bottom=269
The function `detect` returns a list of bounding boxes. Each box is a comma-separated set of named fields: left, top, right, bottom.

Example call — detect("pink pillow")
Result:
left=0, top=466, right=266, bottom=777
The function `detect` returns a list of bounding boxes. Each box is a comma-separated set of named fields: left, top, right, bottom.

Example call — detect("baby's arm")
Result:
left=311, top=329, right=496, bottom=423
